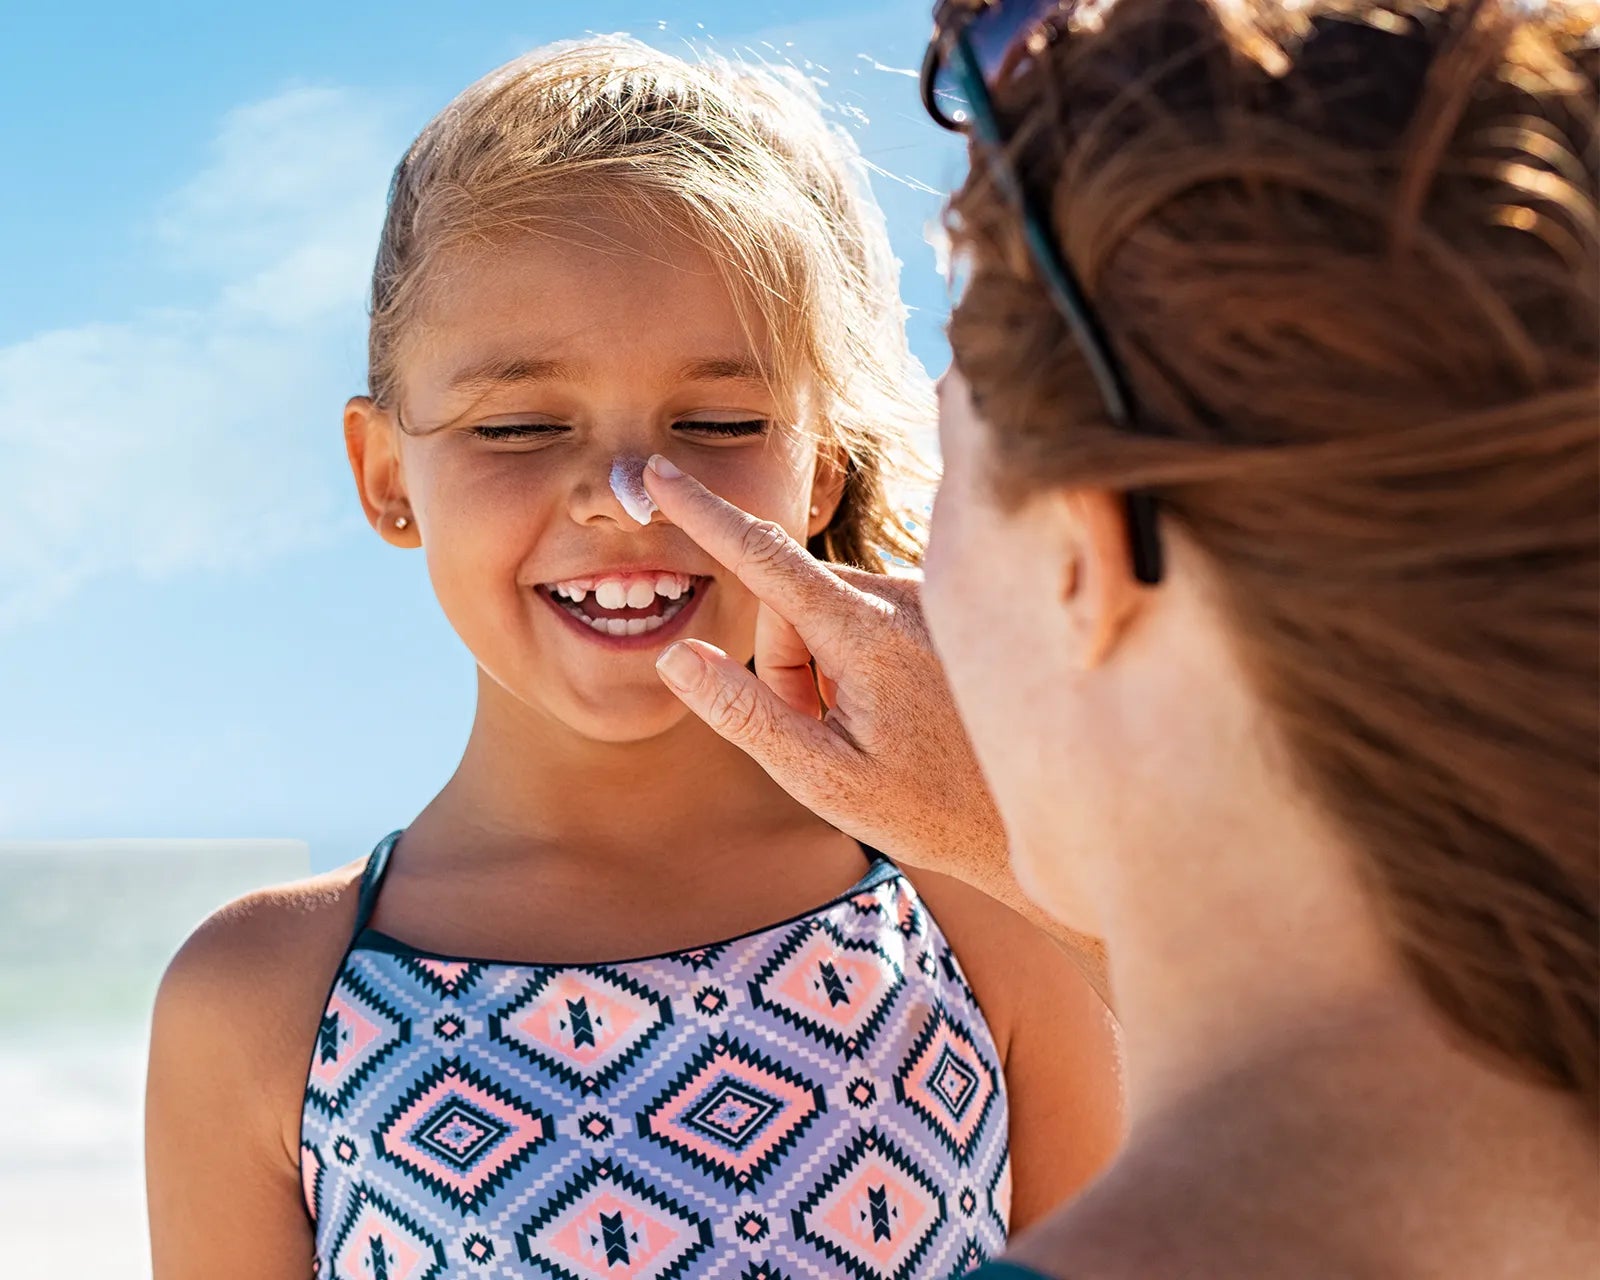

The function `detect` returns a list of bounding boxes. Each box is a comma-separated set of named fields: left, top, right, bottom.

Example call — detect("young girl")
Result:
left=145, top=39, right=1120, bottom=1279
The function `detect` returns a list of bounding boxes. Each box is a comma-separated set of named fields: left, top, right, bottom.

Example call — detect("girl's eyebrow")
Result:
left=443, top=353, right=771, bottom=394
left=447, top=355, right=577, bottom=392
left=677, top=355, right=770, bottom=385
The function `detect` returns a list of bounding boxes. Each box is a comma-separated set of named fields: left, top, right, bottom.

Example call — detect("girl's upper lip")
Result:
left=537, top=565, right=709, bottom=585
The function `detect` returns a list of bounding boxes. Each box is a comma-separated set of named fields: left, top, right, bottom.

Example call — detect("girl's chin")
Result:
left=552, top=681, right=701, bottom=744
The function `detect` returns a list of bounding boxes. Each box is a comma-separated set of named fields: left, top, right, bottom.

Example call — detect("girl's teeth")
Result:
left=550, top=582, right=694, bottom=636
left=554, top=592, right=689, bottom=638
left=561, top=575, right=692, bottom=608
left=624, top=580, right=657, bottom=610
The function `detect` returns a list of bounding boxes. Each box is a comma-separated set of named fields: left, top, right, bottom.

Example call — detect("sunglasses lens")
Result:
left=933, top=0, right=1062, bottom=125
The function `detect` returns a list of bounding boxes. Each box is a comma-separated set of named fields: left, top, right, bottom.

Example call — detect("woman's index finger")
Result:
left=642, top=455, right=869, bottom=661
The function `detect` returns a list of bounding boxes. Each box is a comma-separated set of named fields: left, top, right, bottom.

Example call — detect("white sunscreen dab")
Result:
left=609, top=455, right=658, bottom=526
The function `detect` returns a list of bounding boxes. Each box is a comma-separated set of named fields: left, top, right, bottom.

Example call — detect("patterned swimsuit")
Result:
left=301, top=832, right=1012, bottom=1280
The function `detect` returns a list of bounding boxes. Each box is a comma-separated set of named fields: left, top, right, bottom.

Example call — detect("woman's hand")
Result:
left=643, top=455, right=1109, bottom=999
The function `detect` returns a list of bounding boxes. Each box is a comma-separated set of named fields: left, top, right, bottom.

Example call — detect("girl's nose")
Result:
left=569, top=454, right=659, bottom=528
left=608, top=455, right=659, bottom=526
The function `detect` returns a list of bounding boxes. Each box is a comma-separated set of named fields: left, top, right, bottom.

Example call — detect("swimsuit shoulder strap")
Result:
left=350, top=830, right=403, bottom=940
left=855, top=841, right=901, bottom=893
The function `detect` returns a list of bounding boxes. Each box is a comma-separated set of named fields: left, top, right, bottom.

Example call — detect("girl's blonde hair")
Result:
left=368, top=36, right=932, bottom=570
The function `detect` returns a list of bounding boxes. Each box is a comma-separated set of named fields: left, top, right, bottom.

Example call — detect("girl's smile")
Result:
left=535, top=566, right=712, bottom=649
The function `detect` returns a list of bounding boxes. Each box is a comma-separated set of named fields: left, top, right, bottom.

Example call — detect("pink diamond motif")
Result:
left=747, top=921, right=903, bottom=1059
left=894, top=1009, right=998, bottom=1163
left=307, top=973, right=410, bottom=1115
left=490, top=969, right=673, bottom=1094
left=330, top=1185, right=446, bottom=1279
left=639, top=1036, right=823, bottom=1189
left=375, top=1059, right=552, bottom=1213
left=794, top=1129, right=946, bottom=1280
left=515, top=1161, right=712, bottom=1280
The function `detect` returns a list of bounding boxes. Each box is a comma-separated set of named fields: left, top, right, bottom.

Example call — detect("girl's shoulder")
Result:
left=897, top=865, right=1108, bottom=1060
left=149, top=860, right=370, bottom=1142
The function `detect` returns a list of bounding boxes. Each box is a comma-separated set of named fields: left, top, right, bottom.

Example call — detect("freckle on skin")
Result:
left=610, top=455, right=658, bottom=525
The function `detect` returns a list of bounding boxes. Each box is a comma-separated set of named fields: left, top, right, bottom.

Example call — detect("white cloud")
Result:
left=0, top=86, right=401, bottom=630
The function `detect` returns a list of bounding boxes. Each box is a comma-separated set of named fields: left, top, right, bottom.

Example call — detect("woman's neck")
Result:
left=1039, top=793, right=1599, bottom=1277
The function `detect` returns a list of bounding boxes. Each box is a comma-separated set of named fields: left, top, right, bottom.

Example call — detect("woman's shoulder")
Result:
left=150, top=859, right=369, bottom=1112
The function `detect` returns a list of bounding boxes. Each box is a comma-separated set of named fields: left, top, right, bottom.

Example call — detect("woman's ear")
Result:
left=808, top=441, right=850, bottom=538
left=344, top=396, right=418, bottom=546
left=1057, top=489, right=1144, bottom=669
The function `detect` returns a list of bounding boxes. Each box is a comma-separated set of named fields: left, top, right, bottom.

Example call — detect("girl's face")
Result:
left=347, top=217, right=839, bottom=743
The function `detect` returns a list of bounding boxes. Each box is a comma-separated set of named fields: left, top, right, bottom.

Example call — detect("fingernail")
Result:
left=647, top=454, right=682, bottom=479
left=655, top=642, right=703, bottom=689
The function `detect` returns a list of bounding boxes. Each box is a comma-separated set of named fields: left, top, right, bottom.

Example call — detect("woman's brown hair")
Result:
left=947, top=0, right=1599, bottom=1104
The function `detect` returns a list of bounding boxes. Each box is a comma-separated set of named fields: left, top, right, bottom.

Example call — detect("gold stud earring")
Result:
left=394, top=515, right=409, bottom=530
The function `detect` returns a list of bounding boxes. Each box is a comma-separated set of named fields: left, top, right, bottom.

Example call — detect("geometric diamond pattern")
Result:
left=328, top=1183, right=447, bottom=1280
left=374, top=1058, right=553, bottom=1214
left=893, top=1007, right=999, bottom=1164
left=790, top=1128, right=948, bottom=1280
left=305, top=971, right=411, bottom=1117
left=746, top=920, right=904, bottom=1059
left=514, top=1159, right=714, bottom=1280
left=304, top=840, right=1010, bottom=1280
left=489, top=967, right=674, bottom=1095
left=462, top=1232, right=496, bottom=1266
left=398, top=955, right=486, bottom=999
left=638, top=1035, right=825, bottom=1190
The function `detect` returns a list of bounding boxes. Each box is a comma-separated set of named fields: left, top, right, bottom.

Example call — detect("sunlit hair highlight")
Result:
left=369, top=36, right=934, bottom=569
left=947, top=0, right=1599, bottom=1107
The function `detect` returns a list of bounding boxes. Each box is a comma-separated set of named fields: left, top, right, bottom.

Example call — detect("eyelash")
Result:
left=469, top=420, right=770, bottom=441
left=678, top=419, right=769, bottom=438
left=469, top=424, right=561, bottom=441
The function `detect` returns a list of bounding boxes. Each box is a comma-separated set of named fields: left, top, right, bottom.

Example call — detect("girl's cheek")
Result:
left=692, top=443, right=814, bottom=528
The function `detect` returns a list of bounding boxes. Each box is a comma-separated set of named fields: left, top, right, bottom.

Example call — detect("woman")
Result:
left=647, top=0, right=1600, bottom=1272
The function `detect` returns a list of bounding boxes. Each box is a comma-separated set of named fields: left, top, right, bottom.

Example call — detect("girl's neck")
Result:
left=408, top=670, right=826, bottom=877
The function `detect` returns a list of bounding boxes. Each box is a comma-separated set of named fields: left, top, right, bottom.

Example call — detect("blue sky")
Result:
left=0, top=0, right=966, bottom=871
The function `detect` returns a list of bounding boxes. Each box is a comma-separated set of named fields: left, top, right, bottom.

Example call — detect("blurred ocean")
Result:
left=0, top=840, right=309, bottom=1280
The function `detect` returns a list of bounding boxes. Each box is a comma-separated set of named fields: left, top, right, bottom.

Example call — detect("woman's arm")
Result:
left=146, top=876, right=356, bottom=1279
left=641, top=457, right=1111, bottom=1001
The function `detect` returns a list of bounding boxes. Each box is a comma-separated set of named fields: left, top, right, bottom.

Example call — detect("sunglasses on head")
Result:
left=922, top=0, right=1164, bottom=586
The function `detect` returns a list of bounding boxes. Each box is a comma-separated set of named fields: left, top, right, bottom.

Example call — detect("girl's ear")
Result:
left=344, top=396, right=417, bottom=546
left=808, top=441, right=850, bottom=538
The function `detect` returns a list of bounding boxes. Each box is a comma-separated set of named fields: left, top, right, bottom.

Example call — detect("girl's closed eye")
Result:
left=470, top=423, right=568, bottom=442
left=675, top=418, right=770, bottom=439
